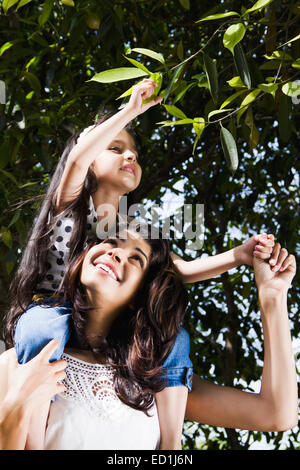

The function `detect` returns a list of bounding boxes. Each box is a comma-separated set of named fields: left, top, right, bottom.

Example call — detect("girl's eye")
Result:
left=110, top=146, right=121, bottom=153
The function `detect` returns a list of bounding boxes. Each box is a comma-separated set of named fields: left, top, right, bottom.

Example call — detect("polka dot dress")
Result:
left=36, top=196, right=98, bottom=293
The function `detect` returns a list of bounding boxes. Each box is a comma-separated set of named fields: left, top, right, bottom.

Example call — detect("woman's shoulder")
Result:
left=0, top=347, right=15, bottom=366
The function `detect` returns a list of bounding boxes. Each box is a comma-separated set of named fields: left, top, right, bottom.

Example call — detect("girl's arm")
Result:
left=172, top=233, right=275, bottom=283
left=185, top=247, right=298, bottom=431
left=156, top=386, right=188, bottom=450
left=56, top=80, right=162, bottom=211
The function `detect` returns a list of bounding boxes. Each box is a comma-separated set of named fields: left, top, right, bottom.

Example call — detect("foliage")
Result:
left=0, top=0, right=299, bottom=450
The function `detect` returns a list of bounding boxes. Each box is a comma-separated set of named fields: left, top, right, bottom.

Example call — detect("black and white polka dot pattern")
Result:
left=36, top=196, right=98, bottom=293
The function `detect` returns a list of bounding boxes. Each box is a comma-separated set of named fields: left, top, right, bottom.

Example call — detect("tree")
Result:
left=0, top=0, right=299, bottom=450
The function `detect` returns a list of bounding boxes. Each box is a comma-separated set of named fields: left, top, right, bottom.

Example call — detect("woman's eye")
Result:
left=104, top=238, right=117, bottom=246
left=131, top=254, right=143, bottom=267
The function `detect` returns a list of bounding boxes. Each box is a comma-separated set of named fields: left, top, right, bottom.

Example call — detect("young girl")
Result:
left=4, top=79, right=281, bottom=447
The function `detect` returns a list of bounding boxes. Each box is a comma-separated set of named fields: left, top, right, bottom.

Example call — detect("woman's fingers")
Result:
left=54, top=370, right=67, bottom=382
left=279, top=254, right=296, bottom=272
left=51, top=359, right=68, bottom=372
left=268, top=242, right=281, bottom=268
left=271, top=247, right=289, bottom=272
left=35, top=340, right=60, bottom=363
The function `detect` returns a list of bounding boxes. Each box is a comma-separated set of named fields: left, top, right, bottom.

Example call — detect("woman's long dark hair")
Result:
left=57, top=228, right=188, bottom=414
left=3, top=111, right=138, bottom=348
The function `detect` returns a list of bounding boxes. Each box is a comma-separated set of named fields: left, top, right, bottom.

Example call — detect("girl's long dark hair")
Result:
left=58, top=230, right=188, bottom=414
left=3, top=111, right=138, bottom=348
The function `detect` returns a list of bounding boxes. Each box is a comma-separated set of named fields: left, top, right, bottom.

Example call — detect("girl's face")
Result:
left=91, top=129, right=142, bottom=194
left=80, top=231, right=151, bottom=311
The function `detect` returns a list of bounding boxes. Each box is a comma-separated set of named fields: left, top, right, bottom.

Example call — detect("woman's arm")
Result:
left=0, top=341, right=66, bottom=450
left=172, top=233, right=275, bottom=283
left=156, top=386, right=188, bottom=450
left=56, top=80, right=162, bottom=211
left=185, top=245, right=298, bottom=431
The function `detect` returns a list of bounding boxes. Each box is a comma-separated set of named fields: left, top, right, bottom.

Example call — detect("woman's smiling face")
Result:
left=91, top=129, right=142, bottom=194
left=80, top=230, right=151, bottom=311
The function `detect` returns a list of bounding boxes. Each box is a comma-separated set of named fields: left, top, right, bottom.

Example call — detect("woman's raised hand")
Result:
left=253, top=242, right=296, bottom=297
left=126, top=79, right=163, bottom=117
left=6, top=340, right=67, bottom=410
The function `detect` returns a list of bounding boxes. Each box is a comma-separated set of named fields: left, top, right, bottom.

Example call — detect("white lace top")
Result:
left=44, top=353, right=161, bottom=450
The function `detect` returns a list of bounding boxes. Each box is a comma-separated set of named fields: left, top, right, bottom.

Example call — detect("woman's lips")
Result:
left=92, top=259, right=120, bottom=281
left=120, top=164, right=135, bottom=175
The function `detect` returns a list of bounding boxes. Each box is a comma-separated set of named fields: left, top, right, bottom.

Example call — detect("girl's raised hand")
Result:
left=126, top=79, right=163, bottom=117
left=6, top=340, right=67, bottom=410
left=238, top=233, right=275, bottom=266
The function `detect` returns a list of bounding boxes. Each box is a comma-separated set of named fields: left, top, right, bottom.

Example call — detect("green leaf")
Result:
left=223, top=23, right=246, bottom=54
left=220, top=126, right=239, bottom=174
left=208, top=108, right=234, bottom=121
left=277, top=33, right=300, bottom=49
left=8, top=209, right=21, bottom=229
left=233, top=43, right=252, bottom=89
left=243, top=0, right=275, bottom=15
left=90, top=67, right=149, bottom=83
left=2, top=0, right=19, bottom=14
left=173, top=82, right=196, bottom=104
left=244, top=107, right=260, bottom=150
left=257, top=82, right=278, bottom=99
left=220, top=89, right=247, bottom=109
left=130, top=48, right=165, bottom=64
left=16, top=0, right=33, bottom=11
left=163, top=104, right=187, bottom=119
left=192, top=117, right=205, bottom=155
left=178, top=0, right=190, bottom=9
left=22, top=71, right=41, bottom=93
left=38, top=0, right=54, bottom=27
left=61, top=0, right=75, bottom=5
left=264, top=50, right=293, bottom=61
left=292, top=59, right=300, bottom=69
left=0, top=226, right=12, bottom=249
left=196, top=11, right=240, bottom=22
left=0, top=169, right=18, bottom=185
left=123, top=56, right=151, bottom=75
left=156, top=118, right=194, bottom=127
left=282, top=81, right=300, bottom=98
left=177, top=40, right=184, bottom=61
left=259, top=60, right=282, bottom=70
left=227, top=76, right=246, bottom=88
left=142, top=72, right=163, bottom=104
left=240, top=89, right=261, bottom=107
left=0, top=42, right=13, bottom=56
left=203, top=53, right=218, bottom=104
left=164, top=63, right=185, bottom=102
left=278, top=94, right=291, bottom=142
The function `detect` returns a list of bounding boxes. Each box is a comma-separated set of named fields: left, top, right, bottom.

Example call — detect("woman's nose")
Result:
left=107, top=249, right=122, bottom=263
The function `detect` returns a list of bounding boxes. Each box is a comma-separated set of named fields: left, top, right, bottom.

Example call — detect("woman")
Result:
left=1, top=231, right=297, bottom=449
left=6, top=226, right=190, bottom=450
